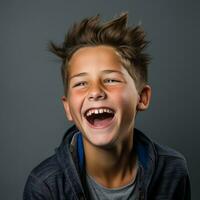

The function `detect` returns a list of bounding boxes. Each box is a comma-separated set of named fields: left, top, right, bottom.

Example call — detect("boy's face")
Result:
left=62, top=45, right=150, bottom=148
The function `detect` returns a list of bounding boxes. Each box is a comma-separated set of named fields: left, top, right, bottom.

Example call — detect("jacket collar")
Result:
left=55, top=126, right=86, bottom=199
left=133, top=128, right=157, bottom=196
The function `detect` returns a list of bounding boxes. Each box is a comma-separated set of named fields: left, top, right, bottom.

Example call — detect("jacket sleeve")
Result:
left=178, top=173, right=191, bottom=200
left=23, top=174, right=52, bottom=200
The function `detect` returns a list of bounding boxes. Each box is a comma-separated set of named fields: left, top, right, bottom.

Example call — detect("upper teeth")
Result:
left=86, top=108, right=113, bottom=117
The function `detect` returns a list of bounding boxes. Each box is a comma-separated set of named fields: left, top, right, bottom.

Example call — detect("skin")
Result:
left=62, top=45, right=151, bottom=188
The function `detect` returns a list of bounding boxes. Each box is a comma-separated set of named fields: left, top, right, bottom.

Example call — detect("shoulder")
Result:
left=153, top=142, right=189, bottom=177
left=135, top=128, right=189, bottom=174
left=148, top=143, right=191, bottom=199
left=135, top=128, right=188, bottom=174
left=23, top=127, right=79, bottom=199
left=154, top=142, right=187, bottom=164
left=135, top=129, right=191, bottom=198
left=23, top=154, right=65, bottom=199
left=28, top=125, right=77, bottom=182
left=29, top=154, right=62, bottom=182
left=154, top=142, right=185, bottom=159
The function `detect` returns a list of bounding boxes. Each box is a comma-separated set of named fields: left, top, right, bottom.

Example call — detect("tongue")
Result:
left=93, top=117, right=113, bottom=127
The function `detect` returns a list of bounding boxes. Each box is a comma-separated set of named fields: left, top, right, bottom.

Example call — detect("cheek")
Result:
left=119, top=89, right=138, bottom=125
left=68, top=91, right=85, bottom=115
left=69, top=89, right=85, bottom=102
left=111, top=87, right=138, bottom=109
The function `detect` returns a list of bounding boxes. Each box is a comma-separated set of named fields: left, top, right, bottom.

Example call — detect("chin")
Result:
left=83, top=130, right=119, bottom=149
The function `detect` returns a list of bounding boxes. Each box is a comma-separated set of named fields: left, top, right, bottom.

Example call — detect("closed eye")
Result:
left=72, top=81, right=87, bottom=88
left=104, top=79, right=121, bottom=83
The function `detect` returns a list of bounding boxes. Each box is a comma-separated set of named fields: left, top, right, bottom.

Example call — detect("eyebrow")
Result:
left=69, top=70, right=124, bottom=80
left=102, top=70, right=124, bottom=75
left=69, top=72, right=88, bottom=80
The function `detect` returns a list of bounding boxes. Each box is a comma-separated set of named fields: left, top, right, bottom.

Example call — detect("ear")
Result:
left=61, top=96, right=73, bottom=122
left=137, top=85, right=152, bottom=111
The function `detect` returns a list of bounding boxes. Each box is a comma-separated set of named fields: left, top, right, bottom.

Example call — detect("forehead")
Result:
left=68, top=45, right=124, bottom=76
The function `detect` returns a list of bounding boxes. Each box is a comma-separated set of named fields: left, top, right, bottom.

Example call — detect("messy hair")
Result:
left=49, top=13, right=150, bottom=94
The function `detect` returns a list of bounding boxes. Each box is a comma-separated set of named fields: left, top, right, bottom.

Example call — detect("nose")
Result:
left=88, top=84, right=106, bottom=101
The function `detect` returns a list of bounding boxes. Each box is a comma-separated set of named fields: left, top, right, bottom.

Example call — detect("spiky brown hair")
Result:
left=49, top=13, right=150, bottom=94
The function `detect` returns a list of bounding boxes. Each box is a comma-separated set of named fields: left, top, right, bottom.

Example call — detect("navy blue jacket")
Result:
left=23, top=125, right=191, bottom=200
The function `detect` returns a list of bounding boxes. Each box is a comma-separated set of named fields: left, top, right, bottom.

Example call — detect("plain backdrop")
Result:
left=0, top=0, right=199, bottom=199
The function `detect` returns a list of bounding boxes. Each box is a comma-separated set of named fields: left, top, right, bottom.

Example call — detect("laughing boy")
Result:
left=24, top=13, right=191, bottom=200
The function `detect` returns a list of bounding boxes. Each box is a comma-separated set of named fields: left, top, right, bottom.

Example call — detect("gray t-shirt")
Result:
left=86, top=167, right=139, bottom=200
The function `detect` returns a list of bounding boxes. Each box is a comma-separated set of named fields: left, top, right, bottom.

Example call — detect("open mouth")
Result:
left=84, top=108, right=115, bottom=128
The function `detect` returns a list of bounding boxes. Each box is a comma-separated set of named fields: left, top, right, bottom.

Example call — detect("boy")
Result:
left=23, top=13, right=191, bottom=199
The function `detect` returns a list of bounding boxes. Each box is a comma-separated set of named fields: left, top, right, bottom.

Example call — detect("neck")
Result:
left=83, top=130, right=138, bottom=188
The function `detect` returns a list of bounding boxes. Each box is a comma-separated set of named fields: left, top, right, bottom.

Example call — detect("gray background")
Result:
left=0, top=0, right=199, bottom=199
